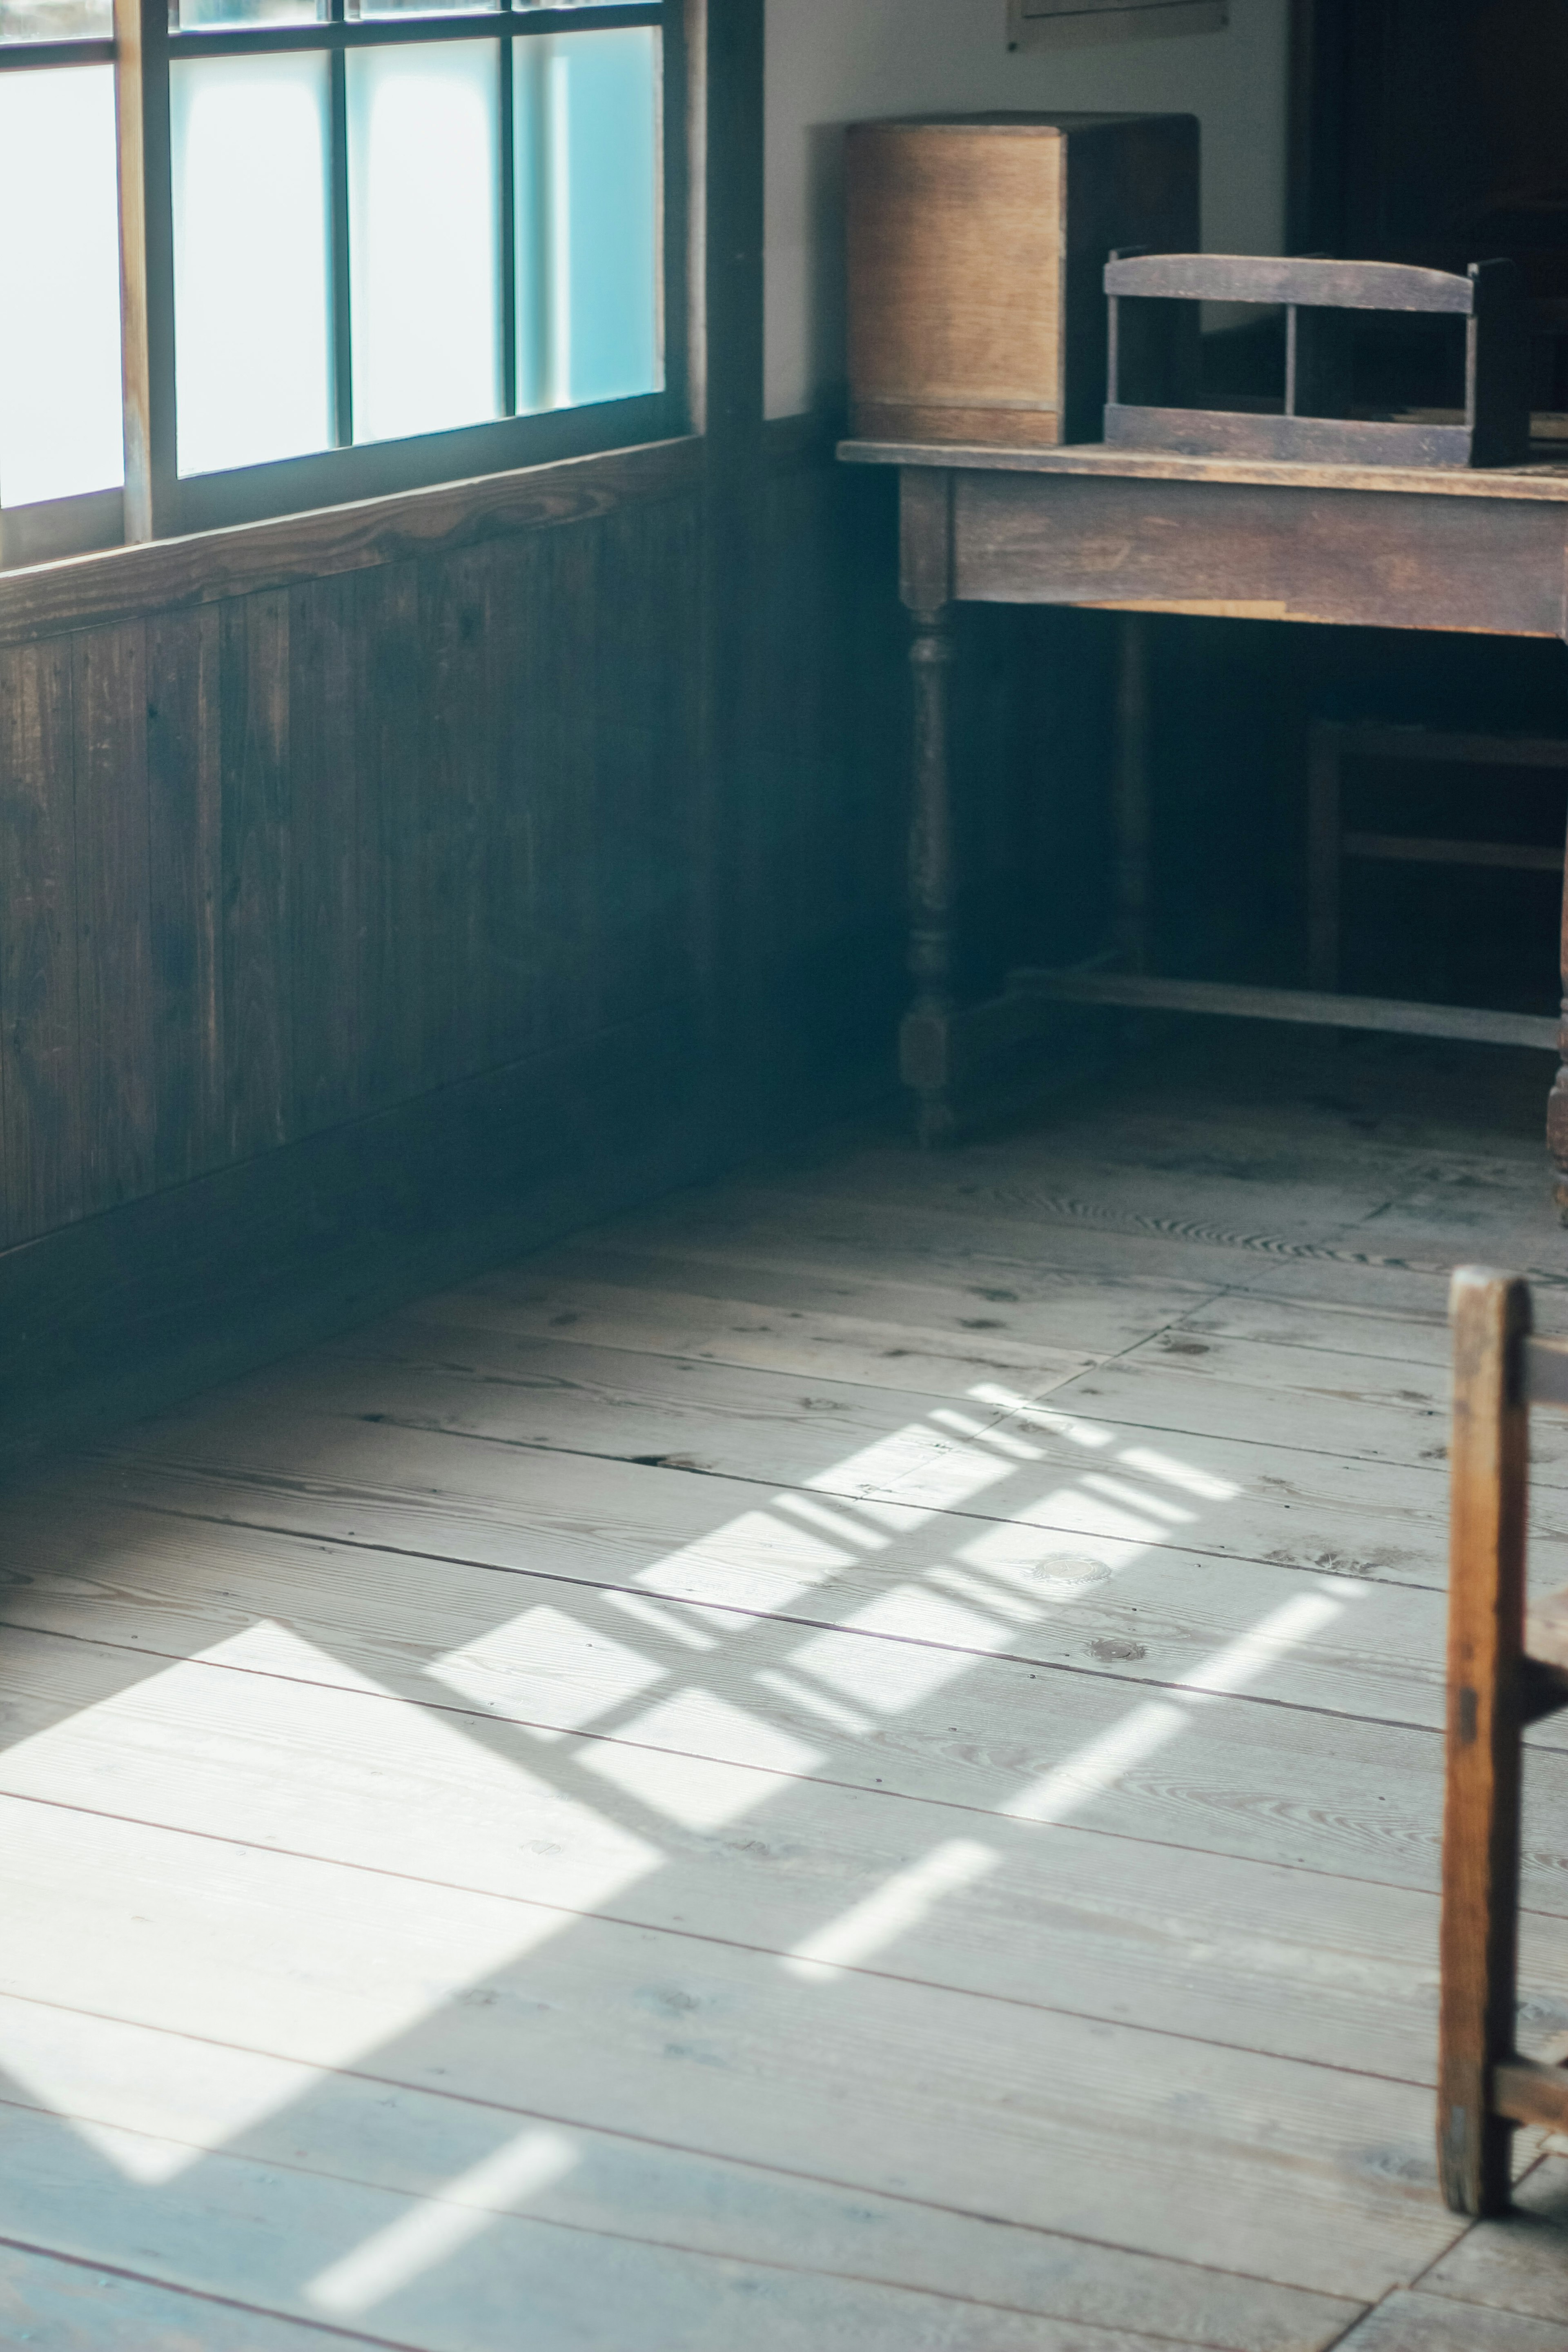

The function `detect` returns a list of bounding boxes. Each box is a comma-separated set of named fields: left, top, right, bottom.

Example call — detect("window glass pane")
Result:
left=171, top=52, right=334, bottom=475
left=0, top=65, right=122, bottom=505
left=353, top=0, right=497, bottom=19
left=0, top=0, right=110, bottom=38
left=347, top=41, right=501, bottom=442
left=514, top=27, right=660, bottom=414
left=178, top=0, right=322, bottom=29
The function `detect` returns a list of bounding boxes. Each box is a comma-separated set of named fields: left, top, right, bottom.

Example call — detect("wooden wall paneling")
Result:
left=0, top=442, right=705, bottom=657
left=352, top=560, right=423, bottom=1118
left=219, top=590, right=292, bottom=1160
left=0, top=641, right=80, bottom=1248
left=532, top=521, right=603, bottom=1049
left=690, top=0, right=764, bottom=1120
left=655, top=493, right=704, bottom=1021
left=72, top=624, right=155, bottom=1216
left=146, top=607, right=224, bottom=1188
left=592, top=496, right=702, bottom=1035
left=477, top=530, right=548, bottom=1076
left=759, top=467, right=831, bottom=1041
left=0, top=1000, right=703, bottom=1465
left=418, top=541, right=496, bottom=1091
left=287, top=573, right=360, bottom=1140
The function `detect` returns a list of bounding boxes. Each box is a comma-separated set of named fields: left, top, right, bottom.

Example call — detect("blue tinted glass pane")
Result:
left=172, top=52, right=334, bottom=475
left=347, top=41, right=501, bottom=442
left=514, top=27, right=660, bottom=414
left=0, top=65, right=123, bottom=504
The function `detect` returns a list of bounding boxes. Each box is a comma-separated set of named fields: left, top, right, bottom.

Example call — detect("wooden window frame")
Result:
left=0, top=0, right=687, bottom=565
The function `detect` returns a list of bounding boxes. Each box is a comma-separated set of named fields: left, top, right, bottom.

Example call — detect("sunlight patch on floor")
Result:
left=307, top=2127, right=579, bottom=2316
left=427, top=1601, right=668, bottom=1733
left=0, top=1624, right=661, bottom=2177
left=784, top=1841, right=1000, bottom=1980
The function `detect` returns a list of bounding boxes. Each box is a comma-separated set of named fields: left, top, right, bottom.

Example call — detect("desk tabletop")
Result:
left=839, top=435, right=1568, bottom=504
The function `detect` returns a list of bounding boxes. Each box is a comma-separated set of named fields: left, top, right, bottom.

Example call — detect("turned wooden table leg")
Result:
left=901, top=602, right=959, bottom=1148
left=1549, top=809, right=1568, bottom=1218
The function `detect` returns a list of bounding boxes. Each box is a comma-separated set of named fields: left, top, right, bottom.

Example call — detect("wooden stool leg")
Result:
left=1548, top=813, right=1568, bottom=1219
left=1439, top=1266, right=1531, bottom=2216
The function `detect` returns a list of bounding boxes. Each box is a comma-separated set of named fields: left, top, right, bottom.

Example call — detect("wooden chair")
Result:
left=1440, top=1267, right=1568, bottom=2213
left=1307, top=724, right=1568, bottom=1000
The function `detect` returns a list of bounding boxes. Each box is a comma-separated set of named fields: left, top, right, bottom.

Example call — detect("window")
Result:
left=0, top=0, right=679, bottom=564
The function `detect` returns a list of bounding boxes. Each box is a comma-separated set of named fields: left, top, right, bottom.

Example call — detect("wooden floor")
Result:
left=2, top=1027, right=1567, bottom=2350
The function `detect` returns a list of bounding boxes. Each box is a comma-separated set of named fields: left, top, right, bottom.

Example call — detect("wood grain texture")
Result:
left=848, top=121, right=1066, bottom=440
left=0, top=429, right=892, bottom=1451
left=0, top=1646, right=1470, bottom=2304
left=11, top=1421, right=1476, bottom=1739
left=287, top=571, right=361, bottom=1139
left=841, top=434, right=1568, bottom=502
left=1103, top=253, right=1483, bottom=313
left=0, top=638, right=80, bottom=1246
left=73, top=623, right=155, bottom=1216
left=4, top=1032, right=1568, bottom=2343
left=1439, top=1269, right=1532, bottom=2215
left=846, top=115, right=1198, bottom=448
left=1417, top=2152, right=1568, bottom=2323
left=0, top=437, right=704, bottom=653
left=145, top=605, right=223, bottom=1187
left=0, top=2081, right=1359, bottom=2352
left=0, top=1579, right=1538, bottom=2092
left=350, top=559, right=425, bottom=1118
left=950, top=472, right=1568, bottom=638
left=0, top=1003, right=701, bottom=1468
left=0, top=2243, right=365, bottom=2352
left=1333, top=2287, right=1568, bottom=2350
left=220, top=590, right=291, bottom=1160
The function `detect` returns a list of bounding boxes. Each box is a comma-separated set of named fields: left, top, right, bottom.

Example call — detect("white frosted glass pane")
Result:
left=0, top=66, right=123, bottom=505
left=0, top=0, right=110, bottom=37
left=347, top=42, right=501, bottom=443
left=179, top=0, right=321, bottom=29
left=356, top=0, right=497, bottom=18
left=172, top=53, right=333, bottom=476
left=514, top=28, right=659, bottom=414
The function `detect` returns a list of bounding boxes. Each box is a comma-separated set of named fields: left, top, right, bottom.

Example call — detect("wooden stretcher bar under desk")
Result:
left=838, top=437, right=1568, bottom=1175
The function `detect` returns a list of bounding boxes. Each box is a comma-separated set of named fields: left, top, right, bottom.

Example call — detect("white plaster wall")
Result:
left=764, top=0, right=1291, bottom=416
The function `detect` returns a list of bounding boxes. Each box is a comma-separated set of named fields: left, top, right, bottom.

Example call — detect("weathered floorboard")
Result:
left=0, top=2089, right=1360, bottom=2352
left=3, top=1033, right=1566, bottom=2341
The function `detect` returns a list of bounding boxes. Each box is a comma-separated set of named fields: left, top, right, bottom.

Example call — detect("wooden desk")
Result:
left=839, top=437, right=1568, bottom=1200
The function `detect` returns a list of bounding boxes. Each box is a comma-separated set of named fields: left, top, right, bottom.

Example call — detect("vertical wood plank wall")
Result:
left=0, top=428, right=905, bottom=1452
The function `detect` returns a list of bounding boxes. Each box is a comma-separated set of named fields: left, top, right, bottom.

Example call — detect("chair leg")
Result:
left=1438, top=1267, right=1531, bottom=2216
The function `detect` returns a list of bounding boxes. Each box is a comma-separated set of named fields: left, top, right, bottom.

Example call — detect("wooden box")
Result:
left=845, top=112, right=1199, bottom=448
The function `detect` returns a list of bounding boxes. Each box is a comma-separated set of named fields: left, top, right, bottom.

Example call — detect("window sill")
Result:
left=0, top=429, right=703, bottom=648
